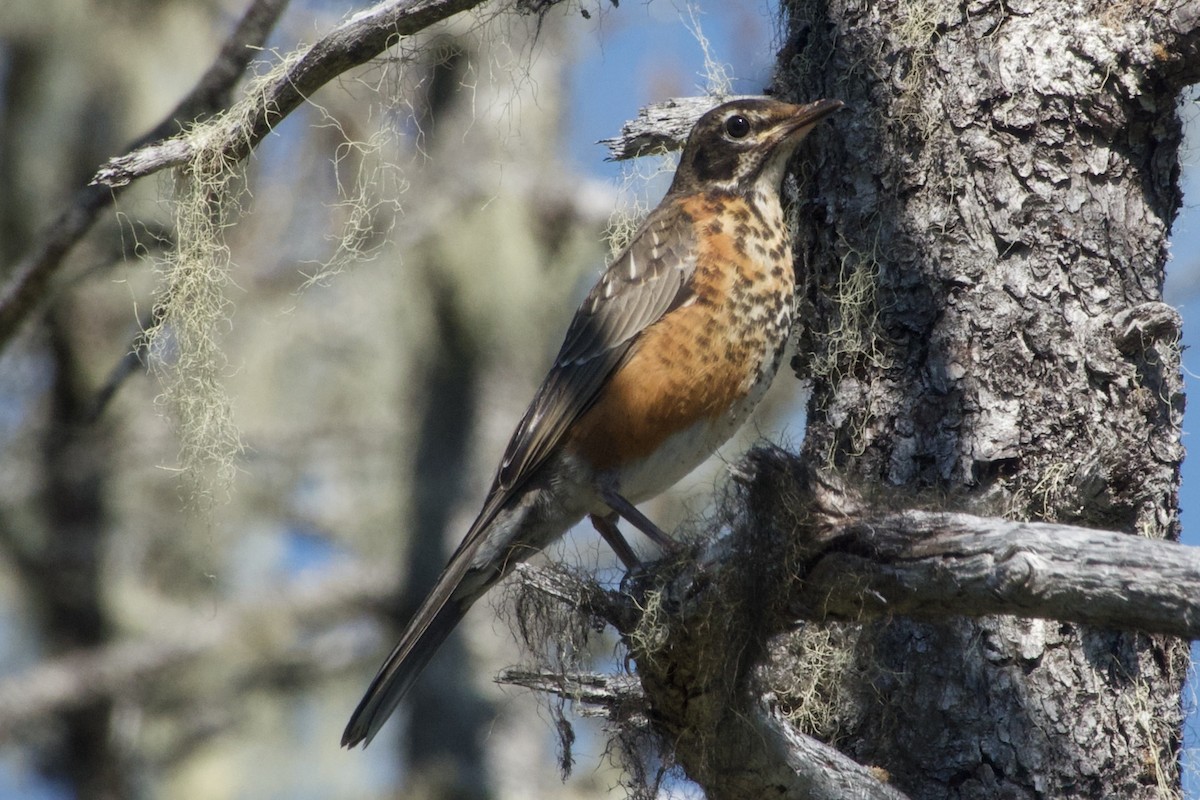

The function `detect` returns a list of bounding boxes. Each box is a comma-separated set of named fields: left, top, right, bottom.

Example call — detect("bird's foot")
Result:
left=599, top=488, right=680, bottom=555
left=590, top=512, right=641, bottom=570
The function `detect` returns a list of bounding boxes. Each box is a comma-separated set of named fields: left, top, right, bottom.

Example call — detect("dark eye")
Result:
left=724, top=114, right=751, bottom=139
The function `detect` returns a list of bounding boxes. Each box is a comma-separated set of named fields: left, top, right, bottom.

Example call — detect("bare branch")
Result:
left=752, top=705, right=911, bottom=800
left=802, top=510, right=1200, bottom=638
left=499, top=633, right=909, bottom=799
left=717, top=448, right=1200, bottom=638
left=91, top=0, right=492, bottom=188
left=0, top=0, right=289, bottom=351
left=497, top=669, right=643, bottom=718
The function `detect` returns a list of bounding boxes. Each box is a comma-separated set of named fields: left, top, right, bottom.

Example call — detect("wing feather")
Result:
left=493, top=200, right=697, bottom=493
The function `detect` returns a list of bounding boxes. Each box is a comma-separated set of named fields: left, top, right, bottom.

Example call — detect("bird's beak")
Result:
left=780, top=99, right=844, bottom=140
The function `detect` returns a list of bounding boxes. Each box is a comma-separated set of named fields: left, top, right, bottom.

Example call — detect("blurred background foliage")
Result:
left=0, top=1, right=1196, bottom=798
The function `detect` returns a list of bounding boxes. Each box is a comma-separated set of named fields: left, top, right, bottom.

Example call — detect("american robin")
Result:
left=342, top=96, right=842, bottom=748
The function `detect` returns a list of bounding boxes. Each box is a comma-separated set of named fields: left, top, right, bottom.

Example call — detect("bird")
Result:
left=342, top=96, right=842, bottom=748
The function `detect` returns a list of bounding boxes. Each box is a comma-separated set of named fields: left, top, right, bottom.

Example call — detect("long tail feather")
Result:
left=341, top=592, right=468, bottom=748
left=343, top=494, right=518, bottom=748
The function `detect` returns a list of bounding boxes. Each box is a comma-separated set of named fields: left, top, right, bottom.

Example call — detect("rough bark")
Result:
left=771, top=0, right=1196, bottom=797
left=799, top=509, right=1200, bottom=637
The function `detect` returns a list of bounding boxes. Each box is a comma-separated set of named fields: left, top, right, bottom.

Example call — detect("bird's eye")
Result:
left=724, top=114, right=751, bottom=139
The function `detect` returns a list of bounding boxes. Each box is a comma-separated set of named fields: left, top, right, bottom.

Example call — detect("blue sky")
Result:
left=1165, top=88, right=1200, bottom=800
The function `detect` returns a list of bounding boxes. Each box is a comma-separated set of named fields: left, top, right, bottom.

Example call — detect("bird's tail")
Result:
left=342, top=494, right=518, bottom=748
left=341, top=590, right=468, bottom=748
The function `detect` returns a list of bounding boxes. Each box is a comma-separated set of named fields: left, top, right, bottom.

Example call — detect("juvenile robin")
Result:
left=343, top=96, right=842, bottom=748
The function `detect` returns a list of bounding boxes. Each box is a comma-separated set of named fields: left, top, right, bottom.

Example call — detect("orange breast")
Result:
left=565, top=193, right=793, bottom=472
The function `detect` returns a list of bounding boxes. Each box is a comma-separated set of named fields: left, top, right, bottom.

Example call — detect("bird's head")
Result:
left=669, top=97, right=843, bottom=197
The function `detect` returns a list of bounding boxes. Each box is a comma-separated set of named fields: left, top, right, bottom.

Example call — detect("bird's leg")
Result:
left=599, top=487, right=678, bottom=554
left=589, top=513, right=641, bottom=570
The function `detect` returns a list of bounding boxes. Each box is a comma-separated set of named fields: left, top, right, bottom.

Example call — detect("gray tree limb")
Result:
left=501, top=666, right=910, bottom=799
left=497, top=669, right=643, bottom=718
left=757, top=705, right=911, bottom=800
left=800, top=509, right=1200, bottom=638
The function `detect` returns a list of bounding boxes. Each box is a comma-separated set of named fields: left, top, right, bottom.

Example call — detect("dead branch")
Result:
left=497, top=669, right=643, bottom=718
left=753, top=704, right=911, bottom=800
left=91, top=0, right=493, bottom=188
left=498, top=667, right=910, bottom=799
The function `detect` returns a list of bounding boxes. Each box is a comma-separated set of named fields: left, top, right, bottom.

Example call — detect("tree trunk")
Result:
left=34, top=308, right=125, bottom=799
left=399, top=265, right=492, bottom=799
left=776, top=0, right=1197, bottom=796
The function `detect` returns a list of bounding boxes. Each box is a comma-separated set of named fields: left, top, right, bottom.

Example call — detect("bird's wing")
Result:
left=492, top=198, right=699, bottom=499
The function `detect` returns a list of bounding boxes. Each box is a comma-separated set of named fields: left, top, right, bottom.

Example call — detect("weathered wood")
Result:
left=802, top=510, right=1200, bottom=638
left=502, top=664, right=912, bottom=799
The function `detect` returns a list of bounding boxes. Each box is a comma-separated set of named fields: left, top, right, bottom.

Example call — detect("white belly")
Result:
left=611, top=345, right=782, bottom=505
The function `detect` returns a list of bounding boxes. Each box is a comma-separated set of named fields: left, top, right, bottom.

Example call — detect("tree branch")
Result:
left=0, top=565, right=396, bottom=737
left=0, top=0, right=289, bottom=352
left=497, top=669, right=644, bottom=718
left=687, top=447, right=1200, bottom=639
left=91, top=0, right=493, bottom=188
left=754, top=705, right=911, bottom=800
left=800, top=509, right=1200, bottom=637
left=498, top=665, right=910, bottom=799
